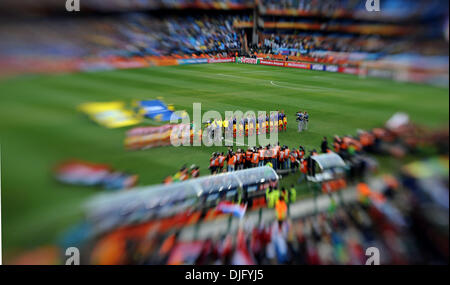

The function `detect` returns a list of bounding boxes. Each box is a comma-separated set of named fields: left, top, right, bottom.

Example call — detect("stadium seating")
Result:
left=0, top=0, right=448, bottom=76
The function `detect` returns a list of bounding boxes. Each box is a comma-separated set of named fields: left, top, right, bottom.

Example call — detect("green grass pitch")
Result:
left=0, top=63, right=448, bottom=254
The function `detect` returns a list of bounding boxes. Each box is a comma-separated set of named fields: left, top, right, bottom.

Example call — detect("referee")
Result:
left=296, top=111, right=304, bottom=132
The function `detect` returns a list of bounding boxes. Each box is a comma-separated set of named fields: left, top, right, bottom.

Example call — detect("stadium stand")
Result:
left=0, top=0, right=448, bottom=83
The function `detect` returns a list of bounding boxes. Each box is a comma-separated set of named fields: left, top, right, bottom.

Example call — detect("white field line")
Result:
left=215, top=72, right=359, bottom=94
left=104, top=69, right=422, bottom=109
left=153, top=68, right=333, bottom=92
left=216, top=73, right=243, bottom=79
left=239, top=70, right=270, bottom=74
left=110, top=67, right=390, bottom=99
left=216, top=73, right=332, bottom=92
left=269, top=80, right=336, bottom=93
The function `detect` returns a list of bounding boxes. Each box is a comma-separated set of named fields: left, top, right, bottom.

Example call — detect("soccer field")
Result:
left=0, top=63, right=448, bottom=253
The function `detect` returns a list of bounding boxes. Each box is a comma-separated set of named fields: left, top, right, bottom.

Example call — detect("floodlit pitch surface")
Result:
left=0, top=63, right=448, bottom=253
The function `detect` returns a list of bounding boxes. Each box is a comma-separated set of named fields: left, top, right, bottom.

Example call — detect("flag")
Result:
left=216, top=201, right=247, bottom=219
left=135, top=100, right=184, bottom=122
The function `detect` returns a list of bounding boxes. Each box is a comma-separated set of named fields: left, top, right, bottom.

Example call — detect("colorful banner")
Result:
left=134, top=100, right=183, bottom=122
left=237, top=57, right=259, bottom=64
left=111, top=58, right=149, bottom=69
left=77, top=101, right=141, bottom=129
left=216, top=201, right=247, bottom=218
left=248, top=58, right=368, bottom=78
left=125, top=124, right=189, bottom=150
left=54, top=160, right=138, bottom=190
left=259, top=59, right=285, bottom=67
left=207, top=57, right=235, bottom=63
left=177, top=58, right=209, bottom=65
left=367, top=69, right=394, bottom=79
left=253, top=58, right=370, bottom=78
left=325, top=65, right=339, bottom=72
left=149, top=58, right=179, bottom=67
left=126, top=123, right=202, bottom=150
left=285, top=61, right=311, bottom=69
left=311, top=64, right=325, bottom=71
left=339, top=66, right=360, bottom=75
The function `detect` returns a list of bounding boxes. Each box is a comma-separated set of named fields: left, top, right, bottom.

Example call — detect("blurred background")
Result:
left=0, top=0, right=448, bottom=84
left=0, top=0, right=448, bottom=265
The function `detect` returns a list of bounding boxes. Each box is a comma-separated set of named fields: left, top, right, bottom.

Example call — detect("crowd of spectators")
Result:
left=250, top=33, right=449, bottom=58
left=0, top=0, right=255, bottom=14
left=0, top=0, right=447, bottom=75
left=255, top=34, right=381, bottom=55
left=90, top=153, right=448, bottom=265
left=179, top=201, right=437, bottom=265
left=0, top=14, right=244, bottom=63
left=255, top=0, right=448, bottom=58
left=260, top=0, right=447, bottom=20
left=1, top=0, right=446, bottom=18
left=261, top=0, right=343, bottom=14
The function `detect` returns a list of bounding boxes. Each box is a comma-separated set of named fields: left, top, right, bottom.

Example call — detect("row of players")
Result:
left=205, top=111, right=288, bottom=139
